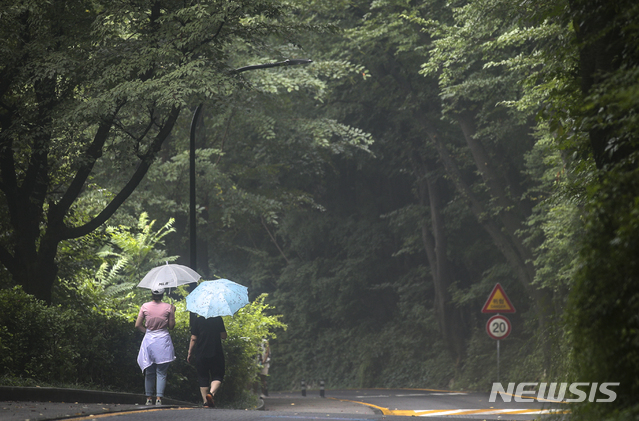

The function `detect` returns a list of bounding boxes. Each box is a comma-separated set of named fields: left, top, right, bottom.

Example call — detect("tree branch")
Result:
left=260, top=216, right=290, bottom=264
left=433, top=135, right=535, bottom=289
left=61, top=106, right=181, bottom=240
left=52, top=108, right=121, bottom=222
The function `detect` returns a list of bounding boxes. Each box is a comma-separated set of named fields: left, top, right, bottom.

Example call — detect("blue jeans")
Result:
left=145, top=362, right=170, bottom=397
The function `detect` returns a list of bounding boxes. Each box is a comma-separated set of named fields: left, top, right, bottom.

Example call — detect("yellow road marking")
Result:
left=366, top=387, right=468, bottom=394
left=328, top=397, right=570, bottom=417
left=409, top=408, right=571, bottom=417
left=327, top=398, right=394, bottom=415
left=384, top=410, right=419, bottom=416
left=66, top=407, right=192, bottom=421
left=360, top=387, right=566, bottom=403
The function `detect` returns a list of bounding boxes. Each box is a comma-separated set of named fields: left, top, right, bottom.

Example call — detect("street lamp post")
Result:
left=189, top=59, right=312, bottom=272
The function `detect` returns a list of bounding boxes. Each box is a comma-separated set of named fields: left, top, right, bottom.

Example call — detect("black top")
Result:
left=190, top=315, right=226, bottom=361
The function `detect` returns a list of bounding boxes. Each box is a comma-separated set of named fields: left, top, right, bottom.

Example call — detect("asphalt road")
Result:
left=0, top=388, right=571, bottom=421
left=323, top=388, right=570, bottom=419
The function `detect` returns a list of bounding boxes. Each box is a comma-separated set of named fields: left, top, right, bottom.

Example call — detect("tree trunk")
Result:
left=15, top=242, right=58, bottom=304
left=453, top=114, right=554, bottom=326
left=413, top=154, right=466, bottom=364
left=455, top=113, right=537, bottom=285
left=0, top=106, right=181, bottom=304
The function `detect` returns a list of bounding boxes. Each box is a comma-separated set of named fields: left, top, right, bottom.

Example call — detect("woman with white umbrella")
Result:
left=135, top=288, right=176, bottom=406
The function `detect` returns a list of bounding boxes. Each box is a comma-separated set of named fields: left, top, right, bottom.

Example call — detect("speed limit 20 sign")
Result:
left=486, top=315, right=511, bottom=340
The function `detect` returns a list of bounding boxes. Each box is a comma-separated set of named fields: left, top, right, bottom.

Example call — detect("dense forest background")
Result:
left=2, top=0, right=639, bottom=419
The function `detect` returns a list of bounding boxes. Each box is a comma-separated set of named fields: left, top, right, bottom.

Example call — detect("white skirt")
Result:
left=137, top=329, right=176, bottom=372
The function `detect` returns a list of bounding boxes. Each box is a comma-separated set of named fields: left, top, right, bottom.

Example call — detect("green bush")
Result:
left=0, top=286, right=139, bottom=389
left=0, top=286, right=285, bottom=408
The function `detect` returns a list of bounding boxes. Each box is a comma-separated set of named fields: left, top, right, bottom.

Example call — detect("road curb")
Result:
left=0, top=386, right=194, bottom=406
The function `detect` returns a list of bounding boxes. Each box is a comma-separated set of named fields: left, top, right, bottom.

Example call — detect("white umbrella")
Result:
left=137, top=263, right=202, bottom=290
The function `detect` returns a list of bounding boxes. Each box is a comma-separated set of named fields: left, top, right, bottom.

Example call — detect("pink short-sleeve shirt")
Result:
left=138, top=301, right=174, bottom=331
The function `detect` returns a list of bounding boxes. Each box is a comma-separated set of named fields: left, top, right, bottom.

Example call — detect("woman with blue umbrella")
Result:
left=187, top=314, right=226, bottom=408
left=186, top=279, right=249, bottom=408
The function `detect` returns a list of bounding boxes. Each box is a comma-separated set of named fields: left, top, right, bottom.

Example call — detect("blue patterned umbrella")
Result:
left=186, top=279, right=249, bottom=318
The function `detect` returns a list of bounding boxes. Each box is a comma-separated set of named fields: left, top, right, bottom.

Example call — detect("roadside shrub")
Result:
left=0, top=286, right=139, bottom=389
left=1, top=286, right=285, bottom=408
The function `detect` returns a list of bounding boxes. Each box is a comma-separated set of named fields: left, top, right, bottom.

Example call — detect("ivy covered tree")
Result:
left=561, top=0, right=639, bottom=418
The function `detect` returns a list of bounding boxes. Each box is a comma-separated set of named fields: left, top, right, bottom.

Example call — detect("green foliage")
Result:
left=96, top=213, right=177, bottom=303
left=53, top=212, right=179, bottom=319
left=0, top=0, right=330, bottom=303
left=261, top=0, right=563, bottom=392
left=567, top=167, right=639, bottom=419
left=218, top=293, right=286, bottom=404
left=0, top=286, right=139, bottom=389
left=536, top=0, right=639, bottom=417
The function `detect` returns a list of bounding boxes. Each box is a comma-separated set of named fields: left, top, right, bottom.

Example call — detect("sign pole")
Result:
left=482, top=283, right=515, bottom=385
left=486, top=313, right=510, bottom=383
left=497, top=339, right=500, bottom=383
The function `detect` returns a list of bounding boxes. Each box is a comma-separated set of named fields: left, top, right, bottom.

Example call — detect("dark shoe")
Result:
left=204, top=394, right=215, bottom=408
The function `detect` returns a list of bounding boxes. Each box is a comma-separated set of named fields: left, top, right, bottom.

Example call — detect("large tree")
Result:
left=0, top=0, right=308, bottom=303
left=563, top=0, right=639, bottom=417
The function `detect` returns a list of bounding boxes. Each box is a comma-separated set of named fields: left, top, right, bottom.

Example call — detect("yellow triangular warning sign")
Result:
left=481, top=283, right=516, bottom=313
